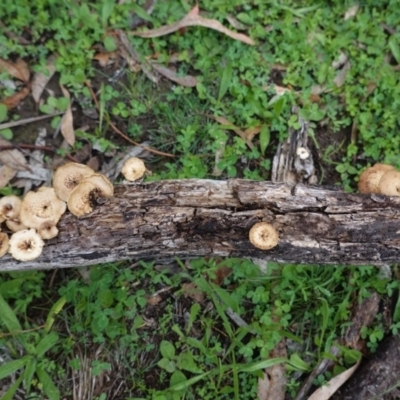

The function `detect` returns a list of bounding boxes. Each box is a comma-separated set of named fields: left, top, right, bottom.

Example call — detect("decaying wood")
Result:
left=2, top=178, right=400, bottom=272
left=332, top=335, right=400, bottom=400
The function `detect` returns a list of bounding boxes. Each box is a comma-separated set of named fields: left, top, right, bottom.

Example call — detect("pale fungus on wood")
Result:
left=0, top=195, right=22, bottom=220
left=53, top=162, right=95, bottom=202
left=0, top=232, right=9, bottom=257
left=8, top=229, right=45, bottom=261
left=67, top=173, right=114, bottom=217
left=20, top=187, right=66, bottom=229
left=249, top=222, right=279, bottom=250
left=121, top=157, right=148, bottom=181
left=379, top=170, right=400, bottom=196
left=358, top=163, right=395, bottom=194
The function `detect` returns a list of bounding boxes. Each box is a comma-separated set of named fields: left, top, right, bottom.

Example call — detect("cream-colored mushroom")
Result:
left=249, top=222, right=279, bottom=250
left=0, top=195, right=22, bottom=220
left=67, top=173, right=114, bottom=217
left=53, top=162, right=95, bottom=201
left=8, top=229, right=44, bottom=261
left=0, top=232, right=9, bottom=257
left=20, top=187, right=67, bottom=229
left=38, top=221, right=59, bottom=240
left=6, top=219, right=27, bottom=232
left=379, top=170, right=400, bottom=196
left=121, top=157, right=148, bottom=181
left=358, top=163, right=395, bottom=194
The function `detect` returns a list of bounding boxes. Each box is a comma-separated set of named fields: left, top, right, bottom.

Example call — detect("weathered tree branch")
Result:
left=2, top=179, right=400, bottom=272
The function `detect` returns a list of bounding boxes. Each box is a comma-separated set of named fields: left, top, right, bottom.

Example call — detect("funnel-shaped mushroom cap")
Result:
left=249, top=222, right=279, bottom=250
left=38, top=220, right=59, bottom=240
left=0, top=232, right=9, bottom=258
left=6, top=219, right=27, bottom=232
left=379, top=170, right=400, bottom=196
left=53, top=162, right=95, bottom=201
left=67, top=173, right=114, bottom=217
left=20, top=187, right=67, bottom=229
left=0, top=195, right=22, bottom=220
left=121, top=157, right=147, bottom=181
left=9, top=229, right=44, bottom=261
left=358, top=163, right=395, bottom=194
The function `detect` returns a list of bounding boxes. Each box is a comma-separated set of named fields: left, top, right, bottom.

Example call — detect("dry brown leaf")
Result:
left=0, top=138, right=29, bottom=171
left=147, top=294, right=163, bottom=306
left=258, top=339, right=287, bottom=400
left=1, top=86, right=31, bottom=110
left=308, top=360, right=360, bottom=400
left=132, top=5, right=255, bottom=45
left=0, top=58, right=30, bottom=82
left=150, top=62, right=197, bottom=87
left=182, top=282, right=205, bottom=303
left=344, top=5, right=359, bottom=20
left=210, top=115, right=254, bottom=149
left=0, top=164, right=17, bottom=188
left=93, top=52, right=117, bottom=67
left=59, top=84, right=75, bottom=146
left=244, top=126, right=262, bottom=144
left=31, top=55, right=57, bottom=104
left=333, top=60, right=351, bottom=87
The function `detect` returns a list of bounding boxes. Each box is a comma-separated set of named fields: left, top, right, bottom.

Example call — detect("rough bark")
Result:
left=332, top=335, right=400, bottom=400
left=2, top=178, right=400, bottom=272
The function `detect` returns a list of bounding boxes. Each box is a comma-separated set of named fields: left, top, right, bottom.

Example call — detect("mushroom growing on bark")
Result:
left=358, top=163, right=395, bottom=194
left=249, top=222, right=279, bottom=250
left=0, top=232, right=9, bottom=258
left=20, top=187, right=67, bottom=229
left=6, top=219, right=27, bottom=232
left=0, top=195, right=22, bottom=220
left=53, top=162, right=95, bottom=201
left=67, top=173, right=114, bottom=217
left=38, top=221, right=59, bottom=240
left=121, top=157, right=148, bottom=181
left=8, top=229, right=44, bottom=261
left=379, top=170, right=400, bottom=196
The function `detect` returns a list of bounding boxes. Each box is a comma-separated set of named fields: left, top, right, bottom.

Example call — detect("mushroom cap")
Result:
left=121, top=157, right=147, bottom=181
left=38, top=220, right=59, bottom=240
left=358, top=164, right=395, bottom=194
left=53, top=162, right=95, bottom=202
left=0, top=232, right=9, bottom=258
left=249, top=222, right=279, bottom=250
left=6, top=219, right=27, bottom=232
left=0, top=195, right=22, bottom=220
left=67, top=173, right=114, bottom=217
left=379, top=170, right=400, bottom=196
left=20, top=187, right=67, bottom=229
left=8, top=229, right=44, bottom=261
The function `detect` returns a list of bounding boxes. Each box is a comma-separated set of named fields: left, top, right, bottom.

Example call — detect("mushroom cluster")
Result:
left=358, top=163, right=400, bottom=196
left=0, top=161, right=121, bottom=261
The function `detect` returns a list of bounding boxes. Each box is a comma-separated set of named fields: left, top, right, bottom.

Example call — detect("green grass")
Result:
left=1, top=0, right=400, bottom=398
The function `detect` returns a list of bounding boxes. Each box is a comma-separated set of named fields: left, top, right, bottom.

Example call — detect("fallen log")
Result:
left=2, top=178, right=400, bottom=272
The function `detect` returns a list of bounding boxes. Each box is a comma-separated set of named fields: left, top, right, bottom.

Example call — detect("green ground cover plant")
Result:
left=1, top=0, right=400, bottom=398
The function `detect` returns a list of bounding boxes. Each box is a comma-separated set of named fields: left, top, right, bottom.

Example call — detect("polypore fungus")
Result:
left=249, top=222, right=279, bottom=250
left=379, top=170, right=400, bottom=196
left=0, top=195, right=22, bottom=220
left=0, top=232, right=9, bottom=258
left=358, top=163, right=395, bottom=194
left=8, top=229, right=44, bottom=261
left=20, top=187, right=67, bottom=229
left=121, top=157, right=147, bottom=181
left=53, top=162, right=95, bottom=201
left=67, top=173, right=114, bottom=217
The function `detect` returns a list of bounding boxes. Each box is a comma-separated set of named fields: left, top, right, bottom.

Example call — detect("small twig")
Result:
left=85, top=81, right=175, bottom=158
left=0, top=144, right=80, bottom=163
left=0, top=111, right=66, bottom=130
